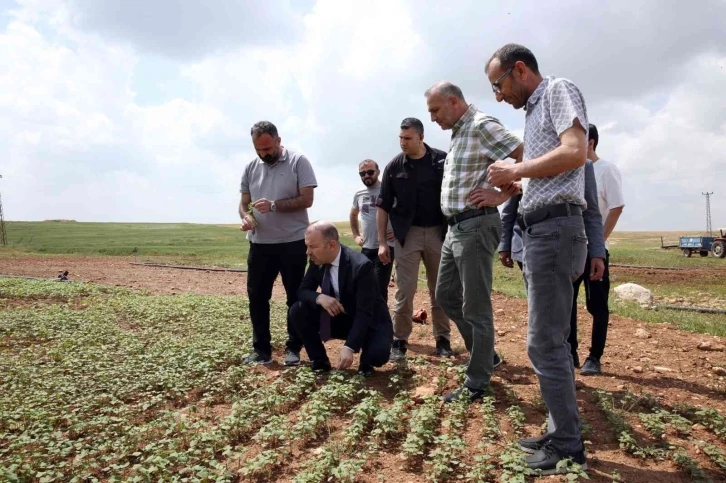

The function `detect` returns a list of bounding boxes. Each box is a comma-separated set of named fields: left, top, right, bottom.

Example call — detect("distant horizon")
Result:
left=4, top=220, right=724, bottom=234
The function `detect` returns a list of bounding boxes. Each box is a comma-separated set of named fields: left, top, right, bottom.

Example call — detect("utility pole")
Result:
left=702, top=191, right=713, bottom=235
left=0, top=175, right=6, bottom=246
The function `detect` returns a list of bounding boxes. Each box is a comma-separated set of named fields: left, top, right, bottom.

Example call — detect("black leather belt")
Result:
left=447, top=207, right=498, bottom=226
left=517, top=203, right=583, bottom=230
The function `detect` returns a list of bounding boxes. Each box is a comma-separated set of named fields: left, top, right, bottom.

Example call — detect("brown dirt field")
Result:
left=2, top=255, right=726, bottom=482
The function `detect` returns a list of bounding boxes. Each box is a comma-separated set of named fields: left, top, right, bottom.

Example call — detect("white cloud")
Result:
left=0, top=0, right=725, bottom=232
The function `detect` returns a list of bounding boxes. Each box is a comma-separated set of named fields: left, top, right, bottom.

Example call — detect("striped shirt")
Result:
left=440, top=104, right=521, bottom=217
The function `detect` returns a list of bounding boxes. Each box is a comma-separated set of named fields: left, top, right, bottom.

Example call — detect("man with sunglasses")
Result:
left=377, top=117, right=452, bottom=361
left=424, top=81, right=523, bottom=403
left=485, top=44, right=589, bottom=475
left=350, top=159, right=395, bottom=303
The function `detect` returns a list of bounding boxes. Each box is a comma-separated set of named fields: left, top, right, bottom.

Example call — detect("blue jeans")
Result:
left=522, top=215, right=587, bottom=454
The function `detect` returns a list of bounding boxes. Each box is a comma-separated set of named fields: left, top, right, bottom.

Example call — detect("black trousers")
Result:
left=361, top=246, right=395, bottom=303
left=246, top=240, right=307, bottom=356
left=568, top=251, right=610, bottom=361
left=288, top=301, right=391, bottom=368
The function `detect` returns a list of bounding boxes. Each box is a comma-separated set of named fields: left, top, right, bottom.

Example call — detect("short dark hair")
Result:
left=250, top=121, right=278, bottom=138
left=588, top=124, right=599, bottom=150
left=359, top=159, right=380, bottom=170
left=400, top=117, right=424, bottom=136
left=487, top=43, right=540, bottom=75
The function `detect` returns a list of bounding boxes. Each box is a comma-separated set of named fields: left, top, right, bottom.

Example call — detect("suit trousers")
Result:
left=289, top=301, right=391, bottom=367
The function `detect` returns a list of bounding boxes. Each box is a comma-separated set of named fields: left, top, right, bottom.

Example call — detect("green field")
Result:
left=2, top=221, right=725, bottom=336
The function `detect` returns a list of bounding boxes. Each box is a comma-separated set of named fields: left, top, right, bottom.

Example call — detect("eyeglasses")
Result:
left=359, top=169, right=377, bottom=177
left=491, top=67, right=514, bottom=94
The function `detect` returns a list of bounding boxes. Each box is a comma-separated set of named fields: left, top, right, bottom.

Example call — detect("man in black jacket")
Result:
left=289, top=221, right=393, bottom=375
left=376, top=118, right=452, bottom=361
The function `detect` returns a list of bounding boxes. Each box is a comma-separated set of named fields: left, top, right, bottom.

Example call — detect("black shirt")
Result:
left=409, top=152, right=444, bottom=227
left=377, top=144, right=447, bottom=246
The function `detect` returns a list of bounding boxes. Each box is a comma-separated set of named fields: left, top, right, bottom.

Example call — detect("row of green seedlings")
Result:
left=614, top=390, right=726, bottom=476
left=239, top=372, right=363, bottom=480
left=292, top=360, right=426, bottom=482
left=292, top=388, right=406, bottom=483
left=592, top=390, right=714, bottom=482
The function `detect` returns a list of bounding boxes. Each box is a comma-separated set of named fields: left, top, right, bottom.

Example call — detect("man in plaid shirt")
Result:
left=425, top=81, right=522, bottom=403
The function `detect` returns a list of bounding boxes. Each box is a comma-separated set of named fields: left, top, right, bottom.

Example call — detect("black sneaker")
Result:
left=357, top=364, right=375, bottom=377
left=435, top=337, right=455, bottom=358
left=284, top=350, right=301, bottom=366
left=443, top=385, right=486, bottom=403
left=243, top=351, right=272, bottom=365
left=311, top=360, right=332, bottom=372
left=525, top=442, right=588, bottom=475
left=518, top=433, right=549, bottom=454
left=572, top=352, right=580, bottom=369
left=389, top=340, right=407, bottom=362
left=580, top=357, right=601, bottom=376
left=493, top=351, right=503, bottom=369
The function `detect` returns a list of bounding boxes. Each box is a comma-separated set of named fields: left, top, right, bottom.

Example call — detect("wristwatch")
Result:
left=270, top=200, right=277, bottom=212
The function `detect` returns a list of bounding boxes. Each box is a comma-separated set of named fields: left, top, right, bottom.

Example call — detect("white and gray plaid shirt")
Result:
left=520, top=77, right=588, bottom=213
left=441, top=104, right=521, bottom=217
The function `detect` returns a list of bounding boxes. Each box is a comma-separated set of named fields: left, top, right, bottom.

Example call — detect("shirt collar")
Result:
left=452, top=104, right=477, bottom=133
left=525, top=77, right=551, bottom=111
left=331, top=246, right=341, bottom=268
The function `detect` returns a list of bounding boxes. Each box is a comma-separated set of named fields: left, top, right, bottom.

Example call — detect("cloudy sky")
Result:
left=1, top=0, right=725, bottom=231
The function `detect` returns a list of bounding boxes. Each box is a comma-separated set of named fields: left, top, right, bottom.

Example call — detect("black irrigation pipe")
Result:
left=655, top=304, right=726, bottom=315
left=610, top=263, right=690, bottom=271
left=130, top=262, right=247, bottom=273
left=0, top=274, right=60, bottom=281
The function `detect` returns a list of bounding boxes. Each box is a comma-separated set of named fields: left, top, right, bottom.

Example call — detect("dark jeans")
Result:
left=246, top=239, right=307, bottom=356
left=289, top=301, right=391, bottom=367
left=361, top=246, right=395, bottom=303
left=569, top=251, right=610, bottom=361
left=522, top=215, right=587, bottom=454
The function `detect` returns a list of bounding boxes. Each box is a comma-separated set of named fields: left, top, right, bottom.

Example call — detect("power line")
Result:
left=0, top=175, right=6, bottom=246
left=702, top=191, right=713, bottom=235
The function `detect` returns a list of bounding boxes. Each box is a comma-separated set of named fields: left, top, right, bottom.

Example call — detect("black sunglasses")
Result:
left=359, top=169, right=377, bottom=177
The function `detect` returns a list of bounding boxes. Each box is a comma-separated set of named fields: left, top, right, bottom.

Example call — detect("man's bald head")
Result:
left=305, top=221, right=340, bottom=265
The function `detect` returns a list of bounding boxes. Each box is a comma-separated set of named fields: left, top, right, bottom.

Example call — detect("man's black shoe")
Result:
left=518, top=433, right=549, bottom=454
left=443, top=385, right=486, bottom=403
left=493, top=351, right=503, bottom=369
left=357, top=364, right=375, bottom=377
left=243, top=351, right=272, bottom=365
left=525, top=442, right=588, bottom=475
left=580, top=357, right=601, bottom=375
left=311, top=360, right=332, bottom=372
left=389, top=340, right=407, bottom=361
left=435, top=336, right=455, bottom=358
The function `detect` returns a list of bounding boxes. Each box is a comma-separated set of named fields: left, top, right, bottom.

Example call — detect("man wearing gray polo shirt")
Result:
left=486, top=44, right=589, bottom=474
left=350, top=159, right=395, bottom=303
left=240, top=121, right=318, bottom=366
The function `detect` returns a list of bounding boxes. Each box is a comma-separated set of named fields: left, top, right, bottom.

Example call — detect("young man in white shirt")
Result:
left=575, top=124, right=625, bottom=375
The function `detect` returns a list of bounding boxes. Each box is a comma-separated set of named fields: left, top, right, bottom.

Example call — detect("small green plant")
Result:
left=671, top=450, right=708, bottom=482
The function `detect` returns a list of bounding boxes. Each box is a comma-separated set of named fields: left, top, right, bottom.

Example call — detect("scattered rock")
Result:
left=654, top=366, right=673, bottom=373
left=697, top=341, right=726, bottom=352
left=495, top=309, right=505, bottom=315
left=635, top=328, right=651, bottom=339
left=692, top=424, right=706, bottom=431
left=713, top=367, right=726, bottom=376
left=640, top=357, right=651, bottom=363
left=497, top=330, right=507, bottom=337
left=633, top=366, right=644, bottom=374
left=614, top=283, right=653, bottom=306
left=616, top=385, right=626, bottom=391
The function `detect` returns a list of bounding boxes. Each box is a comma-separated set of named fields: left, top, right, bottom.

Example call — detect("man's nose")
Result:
left=495, top=92, right=504, bottom=103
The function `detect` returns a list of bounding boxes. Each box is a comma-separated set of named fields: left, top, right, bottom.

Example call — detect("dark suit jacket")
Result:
left=298, top=245, right=393, bottom=352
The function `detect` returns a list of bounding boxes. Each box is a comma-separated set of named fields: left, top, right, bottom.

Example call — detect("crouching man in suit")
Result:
left=289, top=221, right=394, bottom=376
